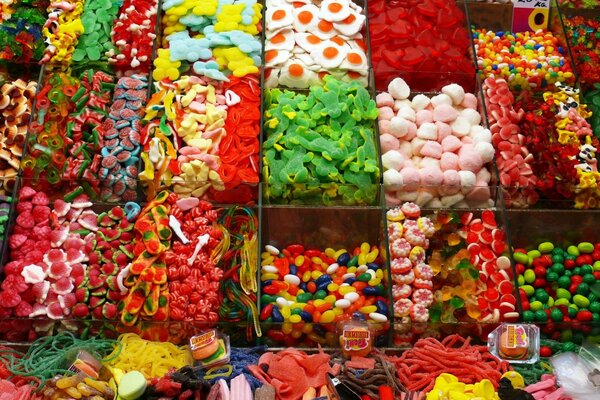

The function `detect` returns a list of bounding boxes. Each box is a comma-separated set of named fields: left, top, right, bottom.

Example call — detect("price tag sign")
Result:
left=512, top=0, right=550, bottom=33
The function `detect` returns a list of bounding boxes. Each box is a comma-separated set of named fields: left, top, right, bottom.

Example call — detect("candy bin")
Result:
left=139, top=0, right=262, bottom=204
left=258, top=202, right=391, bottom=347
left=262, top=76, right=382, bottom=206
left=368, top=0, right=475, bottom=93
left=559, top=7, right=600, bottom=141
left=264, top=0, right=370, bottom=89
left=376, top=72, right=499, bottom=209
left=506, top=208, right=600, bottom=346
left=0, top=64, right=41, bottom=199
left=20, top=67, right=150, bottom=202
left=388, top=203, right=519, bottom=347
left=0, top=0, right=48, bottom=64
left=467, top=2, right=600, bottom=209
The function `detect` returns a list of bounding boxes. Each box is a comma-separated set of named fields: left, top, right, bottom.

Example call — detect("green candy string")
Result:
left=0, top=332, right=121, bottom=387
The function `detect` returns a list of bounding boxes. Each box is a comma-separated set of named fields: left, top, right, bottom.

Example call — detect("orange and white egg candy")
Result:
left=295, top=32, right=323, bottom=53
left=266, top=29, right=295, bottom=52
left=340, top=48, right=367, bottom=71
left=266, top=1, right=294, bottom=31
left=265, top=68, right=281, bottom=88
left=332, top=9, right=365, bottom=37
left=265, top=49, right=291, bottom=67
left=320, top=0, right=351, bottom=22
left=312, top=19, right=337, bottom=40
left=296, top=52, right=317, bottom=69
left=311, top=39, right=348, bottom=69
left=292, top=3, right=319, bottom=32
left=278, top=60, right=317, bottom=88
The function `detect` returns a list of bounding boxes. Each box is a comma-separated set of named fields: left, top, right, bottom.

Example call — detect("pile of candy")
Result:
left=368, top=0, right=475, bottom=92
left=515, top=241, right=600, bottom=325
left=473, top=29, right=575, bottom=91
left=265, top=0, right=368, bottom=88
left=563, top=14, right=600, bottom=88
left=379, top=77, right=495, bottom=208
left=260, top=242, right=388, bottom=345
left=263, top=75, right=380, bottom=205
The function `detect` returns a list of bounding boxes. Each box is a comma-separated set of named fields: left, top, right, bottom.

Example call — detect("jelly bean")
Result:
left=262, top=273, right=279, bottom=281
left=359, top=306, right=377, bottom=314
left=344, top=292, right=359, bottom=302
left=337, top=253, right=351, bottom=266
left=538, top=242, right=555, bottom=253
left=296, top=293, right=312, bottom=303
left=320, top=310, right=336, bottom=324
left=375, top=300, right=388, bottom=315
left=266, top=245, right=280, bottom=255
left=314, top=290, right=327, bottom=300
left=324, top=295, right=337, bottom=304
left=513, top=252, right=529, bottom=265
left=260, top=303, right=273, bottom=321
left=289, top=314, right=302, bottom=324
left=272, top=307, right=283, bottom=323
left=284, top=274, right=300, bottom=286
left=327, top=263, right=339, bottom=274
left=300, top=311, right=313, bottom=322
left=307, top=282, right=317, bottom=293
left=579, top=242, right=595, bottom=254
left=311, top=271, right=323, bottom=280
left=363, top=286, right=379, bottom=296
left=357, top=273, right=371, bottom=282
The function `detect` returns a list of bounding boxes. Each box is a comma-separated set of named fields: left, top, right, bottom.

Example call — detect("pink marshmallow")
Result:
left=461, top=136, right=473, bottom=144
left=435, top=121, right=452, bottom=141
left=400, top=167, right=421, bottom=191
left=379, top=119, right=391, bottom=135
left=461, top=92, right=478, bottom=109
left=442, top=170, right=461, bottom=194
left=466, top=182, right=491, bottom=203
left=385, top=192, right=402, bottom=207
left=420, top=140, right=443, bottom=159
left=458, top=150, right=483, bottom=173
left=378, top=106, right=395, bottom=121
left=433, top=104, right=458, bottom=123
left=440, top=152, right=459, bottom=171
left=415, top=109, right=433, bottom=125
left=380, top=133, right=400, bottom=153
left=404, top=122, right=417, bottom=141
left=441, top=135, right=462, bottom=153
left=376, top=92, right=395, bottom=108
left=419, top=166, right=443, bottom=187
left=411, top=138, right=427, bottom=156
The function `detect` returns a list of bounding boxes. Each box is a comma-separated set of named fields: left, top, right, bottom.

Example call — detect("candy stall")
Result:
left=2, top=0, right=600, bottom=399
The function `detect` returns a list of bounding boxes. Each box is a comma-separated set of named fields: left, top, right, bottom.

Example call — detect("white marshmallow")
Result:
left=458, top=170, right=476, bottom=193
left=475, top=142, right=495, bottom=164
left=397, top=191, right=418, bottom=202
left=451, top=117, right=471, bottom=137
left=420, top=157, right=440, bottom=170
left=399, top=141, right=413, bottom=158
left=441, top=193, right=465, bottom=207
left=397, top=106, right=416, bottom=122
left=470, top=126, right=492, bottom=144
left=389, top=117, right=410, bottom=138
left=393, top=99, right=412, bottom=111
left=383, top=169, right=404, bottom=190
left=431, top=93, right=452, bottom=107
left=417, top=122, right=438, bottom=140
left=441, top=83, right=465, bottom=105
left=411, top=138, right=427, bottom=156
left=387, top=77, right=411, bottom=100
left=460, top=108, right=482, bottom=126
left=382, top=150, right=405, bottom=171
left=415, top=189, right=435, bottom=206
left=411, top=94, right=431, bottom=111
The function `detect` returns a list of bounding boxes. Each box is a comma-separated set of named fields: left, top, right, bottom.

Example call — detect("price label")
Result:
left=512, top=0, right=550, bottom=32
left=513, top=0, right=550, bottom=8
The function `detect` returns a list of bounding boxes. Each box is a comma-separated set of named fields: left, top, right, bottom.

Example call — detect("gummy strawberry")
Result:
left=72, top=303, right=90, bottom=318
left=0, top=290, right=22, bottom=308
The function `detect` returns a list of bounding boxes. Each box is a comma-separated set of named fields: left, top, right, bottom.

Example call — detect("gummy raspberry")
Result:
left=15, top=201, right=32, bottom=214
left=14, top=301, right=33, bottom=317
left=31, top=192, right=50, bottom=206
left=32, top=206, right=51, bottom=224
left=15, top=212, right=35, bottom=229
left=18, top=186, right=37, bottom=200
left=8, top=234, right=27, bottom=250
left=0, top=290, right=22, bottom=308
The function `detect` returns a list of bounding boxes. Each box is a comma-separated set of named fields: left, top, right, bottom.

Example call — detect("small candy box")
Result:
left=338, top=314, right=373, bottom=359
left=488, top=323, right=540, bottom=364
left=67, top=350, right=103, bottom=379
left=189, top=330, right=230, bottom=368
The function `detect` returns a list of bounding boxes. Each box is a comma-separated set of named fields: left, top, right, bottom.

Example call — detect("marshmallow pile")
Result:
left=379, top=78, right=495, bottom=208
left=265, top=0, right=368, bottom=88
